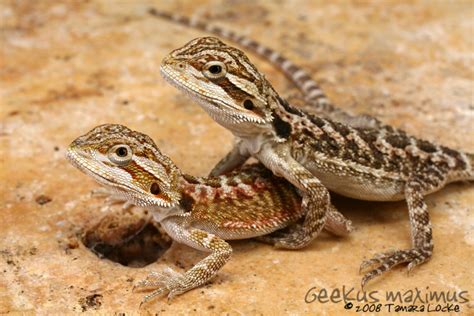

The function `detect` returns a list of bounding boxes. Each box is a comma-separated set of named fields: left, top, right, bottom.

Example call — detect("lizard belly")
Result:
left=193, top=222, right=284, bottom=240
left=304, top=162, right=406, bottom=201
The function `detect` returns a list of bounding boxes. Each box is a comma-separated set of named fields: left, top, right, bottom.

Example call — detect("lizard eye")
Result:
left=108, top=144, right=133, bottom=166
left=116, top=146, right=128, bottom=157
left=203, top=61, right=227, bottom=79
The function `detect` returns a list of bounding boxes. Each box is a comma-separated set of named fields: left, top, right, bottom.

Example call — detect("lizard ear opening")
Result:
left=150, top=182, right=161, bottom=195
left=243, top=99, right=255, bottom=110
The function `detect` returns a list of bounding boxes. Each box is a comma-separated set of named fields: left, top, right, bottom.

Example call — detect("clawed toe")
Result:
left=133, top=279, right=165, bottom=291
left=360, top=247, right=432, bottom=289
left=91, top=187, right=133, bottom=209
left=91, top=187, right=113, bottom=198
left=135, top=268, right=187, bottom=306
left=139, top=288, right=167, bottom=307
left=359, top=250, right=397, bottom=273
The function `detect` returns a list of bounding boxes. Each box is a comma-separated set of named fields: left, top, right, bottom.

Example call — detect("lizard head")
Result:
left=66, top=124, right=182, bottom=209
left=161, top=37, right=278, bottom=137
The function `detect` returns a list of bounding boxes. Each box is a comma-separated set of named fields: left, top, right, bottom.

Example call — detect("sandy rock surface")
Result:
left=1, top=0, right=473, bottom=314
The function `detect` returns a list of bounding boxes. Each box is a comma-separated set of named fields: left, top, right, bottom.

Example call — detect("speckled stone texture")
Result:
left=1, top=0, right=473, bottom=314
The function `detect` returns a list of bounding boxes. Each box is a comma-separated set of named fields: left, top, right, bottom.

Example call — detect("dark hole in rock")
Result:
left=79, top=293, right=103, bottom=312
left=35, top=194, right=52, bottom=205
left=82, top=209, right=172, bottom=267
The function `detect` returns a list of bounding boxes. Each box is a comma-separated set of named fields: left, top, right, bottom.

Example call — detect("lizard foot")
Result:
left=135, top=267, right=188, bottom=306
left=272, top=233, right=311, bottom=250
left=256, top=224, right=310, bottom=249
left=255, top=235, right=284, bottom=245
left=360, top=247, right=432, bottom=289
left=91, top=187, right=134, bottom=210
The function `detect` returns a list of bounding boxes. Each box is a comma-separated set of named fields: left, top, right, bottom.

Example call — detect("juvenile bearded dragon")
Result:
left=67, top=124, right=353, bottom=303
left=160, top=37, right=474, bottom=287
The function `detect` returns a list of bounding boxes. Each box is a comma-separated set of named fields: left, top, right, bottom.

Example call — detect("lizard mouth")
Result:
left=66, top=146, right=177, bottom=209
left=160, top=63, right=268, bottom=125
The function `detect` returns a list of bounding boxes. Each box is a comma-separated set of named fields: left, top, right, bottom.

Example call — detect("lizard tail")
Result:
left=466, top=152, right=474, bottom=180
left=449, top=152, right=474, bottom=182
left=148, top=8, right=328, bottom=104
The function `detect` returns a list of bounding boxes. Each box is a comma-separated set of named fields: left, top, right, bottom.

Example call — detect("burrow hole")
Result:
left=82, top=208, right=172, bottom=267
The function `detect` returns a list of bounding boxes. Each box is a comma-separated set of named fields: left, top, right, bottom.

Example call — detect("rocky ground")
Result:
left=1, top=0, right=473, bottom=314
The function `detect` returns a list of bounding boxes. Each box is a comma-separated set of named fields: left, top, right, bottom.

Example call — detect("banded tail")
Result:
left=148, top=8, right=330, bottom=106
left=447, top=151, right=474, bottom=182
left=466, top=152, right=474, bottom=180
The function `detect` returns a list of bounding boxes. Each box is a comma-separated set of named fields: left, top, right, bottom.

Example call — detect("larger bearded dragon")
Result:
left=159, top=36, right=474, bottom=287
left=67, top=124, right=353, bottom=303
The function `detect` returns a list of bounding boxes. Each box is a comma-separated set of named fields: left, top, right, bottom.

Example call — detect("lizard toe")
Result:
left=359, top=250, right=397, bottom=272
left=360, top=247, right=432, bottom=288
left=135, top=267, right=187, bottom=304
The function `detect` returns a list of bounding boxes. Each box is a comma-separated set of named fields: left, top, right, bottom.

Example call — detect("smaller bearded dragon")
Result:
left=66, top=124, right=353, bottom=303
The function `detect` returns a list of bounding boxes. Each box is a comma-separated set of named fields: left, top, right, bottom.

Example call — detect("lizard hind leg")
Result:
left=359, top=181, right=433, bottom=288
left=270, top=186, right=330, bottom=249
left=256, top=147, right=333, bottom=249
left=257, top=203, right=354, bottom=246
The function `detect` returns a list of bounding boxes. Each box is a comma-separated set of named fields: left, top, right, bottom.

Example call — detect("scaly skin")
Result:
left=160, top=37, right=474, bottom=287
left=148, top=8, right=382, bottom=129
left=66, top=124, right=353, bottom=303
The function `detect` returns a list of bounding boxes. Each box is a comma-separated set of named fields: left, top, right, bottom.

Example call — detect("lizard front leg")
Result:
left=360, top=180, right=433, bottom=287
left=257, top=143, right=331, bottom=249
left=135, top=214, right=232, bottom=304
left=209, top=140, right=250, bottom=176
left=91, top=187, right=134, bottom=210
